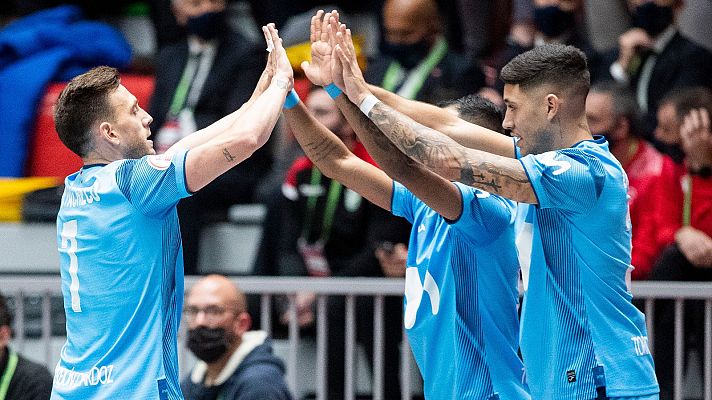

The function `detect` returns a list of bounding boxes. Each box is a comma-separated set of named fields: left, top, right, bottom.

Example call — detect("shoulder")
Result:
left=664, top=33, right=712, bottom=60
left=14, top=353, right=53, bottom=386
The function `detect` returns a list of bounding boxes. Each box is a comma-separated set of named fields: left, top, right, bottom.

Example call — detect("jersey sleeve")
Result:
left=447, top=182, right=515, bottom=245
left=115, top=149, right=192, bottom=218
left=520, top=148, right=606, bottom=213
left=390, top=181, right=417, bottom=224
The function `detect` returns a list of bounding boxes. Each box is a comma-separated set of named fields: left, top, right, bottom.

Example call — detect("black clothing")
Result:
left=0, top=348, right=53, bottom=400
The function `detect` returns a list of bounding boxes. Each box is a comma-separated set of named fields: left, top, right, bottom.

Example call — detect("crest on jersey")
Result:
left=147, top=154, right=172, bottom=170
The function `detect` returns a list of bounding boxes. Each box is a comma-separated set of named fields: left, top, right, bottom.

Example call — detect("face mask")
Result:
left=186, top=10, right=226, bottom=41
left=633, top=2, right=674, bottom=37
left=187, top=327, right=231, bottom=362
left=533, top=6, right=576, bottom=38
left=382, top=39, right=431, bottom=69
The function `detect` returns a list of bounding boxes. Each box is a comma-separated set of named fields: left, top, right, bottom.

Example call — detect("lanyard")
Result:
left=168, top=51, right=202, bottom=117
left=381, top=38, right=448, bottom=99
left=301, top=168, right=343, bottom=242
left=682, top=175, right=692, bottom=227
left=0, top=350, right=18, bottom=400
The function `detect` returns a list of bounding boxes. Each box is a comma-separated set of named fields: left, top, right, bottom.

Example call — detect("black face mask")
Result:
left=382, top=39, right=431, bottom=69
left=187, top=327, right=231, bottom=363
left=186, top=10, right=226, bottom=41
left=633, top=3, right=674, bottom=37
left=533, top=6, right=576, bottom=38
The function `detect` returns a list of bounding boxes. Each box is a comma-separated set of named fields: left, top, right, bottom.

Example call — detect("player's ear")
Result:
left=99, top=122, right=120, bottom=145
left=545, top=94, right=561, bottom=121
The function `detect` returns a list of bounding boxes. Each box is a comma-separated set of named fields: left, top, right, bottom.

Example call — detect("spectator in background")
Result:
left=366, top=0, right=485, bottom=104
left=585, top=81, right=666, bottom=279
left=493, top=0, right=607, bottom=90
left=182, top=275, right=293, bottom=400
left=277, top=85, right=410, bottom=399
left=608, top=0, right=712, bottom=137
left=0, top=292, right=53, bottom=400
left=647, top=87, right=712, bottom=399
left=149, top=0, right=271, bottom=275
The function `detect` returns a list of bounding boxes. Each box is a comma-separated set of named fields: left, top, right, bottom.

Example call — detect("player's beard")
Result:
left=123, top=136, right=153, bottom=159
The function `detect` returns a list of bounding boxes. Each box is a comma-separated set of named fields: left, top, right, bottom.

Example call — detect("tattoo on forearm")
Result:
left=222, top=148, right=236, bottom=162
left=304, top=137, right=339, bottom=164
left=368, top=102, right=530, bottom=198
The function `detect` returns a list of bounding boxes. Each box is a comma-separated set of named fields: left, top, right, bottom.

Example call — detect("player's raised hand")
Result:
left=301, top=10, right=337, bottom=86
left=333, top=24, right=370, bottom=106
left=254, top=24, right=278, bottom=95
left=263, top=23, right=293, bottom=91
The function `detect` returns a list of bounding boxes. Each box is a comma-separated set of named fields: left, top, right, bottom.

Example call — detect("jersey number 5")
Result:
left=60, top=220, right=82, bottom=312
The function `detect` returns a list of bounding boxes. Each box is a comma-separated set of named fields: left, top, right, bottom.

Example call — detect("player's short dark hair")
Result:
left=54, top=66, right=121, bottom=157
left=438, top=94, right=505, bottom=134
left=0, top=292, right=12, bottom=328
left=660, top=86, right=712, bottom=120
left=500, top=44, right=590, bottom=99
left=590, top=81, right=642, bottom=137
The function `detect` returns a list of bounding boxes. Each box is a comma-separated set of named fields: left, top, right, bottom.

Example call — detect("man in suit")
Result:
left=365, top=0, right=485, bottom=104
left=608, top=0, right=712, bottom=137
left=149, top=0, right=271, bottom=275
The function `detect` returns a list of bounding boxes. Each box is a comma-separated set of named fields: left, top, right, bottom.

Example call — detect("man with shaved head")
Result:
left=365, top=0, right=484, bottom=104
left=182, top=275, right=292, bottom=400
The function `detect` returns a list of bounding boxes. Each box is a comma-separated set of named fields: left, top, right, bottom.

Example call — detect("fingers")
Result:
left=320, top=10, right=332, bottom=43
left=311, top=10, right=323, bottom=44
left=262, top=25, right=274, bottom=53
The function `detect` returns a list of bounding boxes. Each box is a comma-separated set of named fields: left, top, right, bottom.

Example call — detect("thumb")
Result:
left=300, top=60, right=310, bottom=71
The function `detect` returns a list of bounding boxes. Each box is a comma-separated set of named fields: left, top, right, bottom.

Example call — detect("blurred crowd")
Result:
left=1, top=0, right=711, bottom=398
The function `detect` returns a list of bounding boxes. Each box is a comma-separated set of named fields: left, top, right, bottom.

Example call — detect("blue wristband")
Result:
left=324, top=83, right=343, bottom=99
left=283, top=89, right=300, bottom=110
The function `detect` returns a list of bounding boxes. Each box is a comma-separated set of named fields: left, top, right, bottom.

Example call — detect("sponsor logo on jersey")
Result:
left=404, top=267, right=441, bottom=329
left=147, top=154, right=172, bottom=170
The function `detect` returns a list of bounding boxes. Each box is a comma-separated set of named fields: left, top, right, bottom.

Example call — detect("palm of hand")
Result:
left=305, top=40, right=333, bottom=86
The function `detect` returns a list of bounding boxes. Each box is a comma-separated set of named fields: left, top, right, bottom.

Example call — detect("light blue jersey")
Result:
left=392, top=182, right=528, bottom=399
left=51, top=151, right=191, bottom=400
left=516, top=137, right=659, bottom=399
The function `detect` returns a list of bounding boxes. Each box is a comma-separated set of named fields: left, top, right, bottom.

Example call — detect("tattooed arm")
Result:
left=367, top=102, right=537, bottom=203
left=334, top=96, right=464, bottom=219
left=367, top=84, right=515, bottom=157
left=283, top=100, right=395, bottom=211
left=332, top=23, right=536, bottom=204
left=183, top=24, right=290, bottom=193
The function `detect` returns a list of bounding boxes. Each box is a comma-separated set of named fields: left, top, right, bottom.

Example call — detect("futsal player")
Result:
left=334, top=28, right=659, bottom=400
left=50, top=25, right=292, bottom=400
left=278, top=11, right=530, bottom=399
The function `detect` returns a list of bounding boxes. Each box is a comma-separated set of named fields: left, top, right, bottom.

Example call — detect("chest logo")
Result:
left=404, top=267, right=441, bottom=329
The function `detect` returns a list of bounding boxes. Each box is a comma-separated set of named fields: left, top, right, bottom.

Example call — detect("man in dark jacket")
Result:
left=182, top=275, right=292, bottom=400
left=0, top=292, right=53, bottom=400
left=149, top=0, right=272, bottom=275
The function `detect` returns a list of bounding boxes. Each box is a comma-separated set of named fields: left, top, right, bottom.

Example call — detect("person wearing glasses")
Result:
left=182, top=275, right=292, bottom=400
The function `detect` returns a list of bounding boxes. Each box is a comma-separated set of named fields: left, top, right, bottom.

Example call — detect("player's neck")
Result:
left=556, top=114, right=593, bottom=149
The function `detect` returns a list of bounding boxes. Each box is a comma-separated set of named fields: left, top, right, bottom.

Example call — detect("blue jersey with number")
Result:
left=392, top=182, right=528, bottom=399
left=51, top=151, right=191, bottom=400
left=516, top=137, right=659, bottom=399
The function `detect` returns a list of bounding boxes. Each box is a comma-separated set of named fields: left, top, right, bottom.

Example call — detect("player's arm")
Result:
left=283, top=99, right=394, bottom=211
left=334, top=95, right=463, bottom=220
left=367, top=84, right=514, bottom=157
left=164, top=27, right=277, bottom=155
left=333, top=25, right=537, bottom=205
left=183, top=24, right=291, bottom=192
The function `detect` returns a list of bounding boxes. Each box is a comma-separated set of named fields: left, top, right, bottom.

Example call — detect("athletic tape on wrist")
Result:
left=359, top=94, right=379, bottom=116
left=324, top=83, right=343, bottom=99
left=283, top=89, right=300, bottom=110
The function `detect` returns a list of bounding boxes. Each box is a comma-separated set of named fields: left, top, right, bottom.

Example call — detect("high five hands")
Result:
left=303, top=10, right=373, bottom=107
left=261, top=23, right=294, bottom=92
